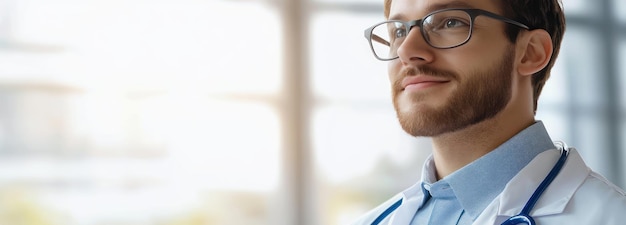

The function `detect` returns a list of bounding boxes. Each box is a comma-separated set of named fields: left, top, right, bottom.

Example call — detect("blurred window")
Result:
left=0, top=0, right=282, bottom=225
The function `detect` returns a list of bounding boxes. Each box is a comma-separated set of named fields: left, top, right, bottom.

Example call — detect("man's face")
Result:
left=388, top=0, right=516, bottom=137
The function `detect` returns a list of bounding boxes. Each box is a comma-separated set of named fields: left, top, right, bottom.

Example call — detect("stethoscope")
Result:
left=371, top=142, right=570, bottom=225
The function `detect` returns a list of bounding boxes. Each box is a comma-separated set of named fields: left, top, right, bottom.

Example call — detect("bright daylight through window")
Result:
left=0, top=0, right=281, bottom=225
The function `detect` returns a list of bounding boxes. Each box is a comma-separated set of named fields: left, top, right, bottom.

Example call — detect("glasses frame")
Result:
left=364, top=8, right=530, bottom=61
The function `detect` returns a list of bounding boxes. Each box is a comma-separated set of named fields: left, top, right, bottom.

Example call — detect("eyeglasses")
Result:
left=364, top=8, right=530, bottom=61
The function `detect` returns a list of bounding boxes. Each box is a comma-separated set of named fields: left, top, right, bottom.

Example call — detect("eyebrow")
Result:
left=388, top=0, right=476, bottom=20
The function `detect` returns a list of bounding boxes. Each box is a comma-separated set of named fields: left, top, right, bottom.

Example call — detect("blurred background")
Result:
left=0, top=0, right=624, bottom=224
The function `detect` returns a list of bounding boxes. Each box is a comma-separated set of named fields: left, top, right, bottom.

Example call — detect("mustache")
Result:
left=401, top=66, right=457, bottom=78
left=393, top=66, right=458, bottom=90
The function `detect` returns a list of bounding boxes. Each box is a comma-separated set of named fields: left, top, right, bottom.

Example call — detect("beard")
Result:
left=392, top=48, right=514, bottom=137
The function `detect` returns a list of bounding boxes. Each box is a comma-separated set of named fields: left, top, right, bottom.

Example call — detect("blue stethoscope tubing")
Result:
left=370, top=143, right=570, bottom=225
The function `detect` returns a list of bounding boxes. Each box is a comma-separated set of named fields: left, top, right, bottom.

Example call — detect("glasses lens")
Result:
left=370, top=21, right=405, bottom=60
left=422, top=10, right=472, bottom=48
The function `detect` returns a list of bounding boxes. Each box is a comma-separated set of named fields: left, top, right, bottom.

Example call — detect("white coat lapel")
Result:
left=388, top=188, right=425, bottom=225
left=498, top=148, right=589, bottom=216
left=473, top=148, right=590, bottom=224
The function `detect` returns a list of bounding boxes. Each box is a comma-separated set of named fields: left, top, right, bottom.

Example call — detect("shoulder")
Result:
left=573, top=170, right=626, bottom=205
left=567, top=149, right=626, bottom=206
left=563, top=149, right=626, bottom=215
left=585, top=171, right=626, bottom=195
left=563, top=170, right=626, bottom=223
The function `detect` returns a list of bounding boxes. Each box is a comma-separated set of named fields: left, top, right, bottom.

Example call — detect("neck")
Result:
left=430, top=91, right=535, bottom=180
left=431, top=117, right=534, bottom=180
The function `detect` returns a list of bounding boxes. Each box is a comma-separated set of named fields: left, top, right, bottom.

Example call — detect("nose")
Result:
left=395, top=27, right=434, bottom=65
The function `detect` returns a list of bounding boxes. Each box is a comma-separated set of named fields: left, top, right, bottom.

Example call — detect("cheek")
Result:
left=461, top=32, right=511, bottom=60
left=440, top=47, right=498, bottom=74
left=387, top=60, right=401, bottom=81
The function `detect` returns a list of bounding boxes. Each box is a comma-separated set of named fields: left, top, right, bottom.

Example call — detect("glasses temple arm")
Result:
left=371, top=35, right=391, bottom=47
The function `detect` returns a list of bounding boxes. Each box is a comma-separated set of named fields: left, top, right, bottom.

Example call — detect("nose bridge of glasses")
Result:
left=405, top=19, right=423, bottom=33
left=393, top=20, right=435, bottom=61
left=401, top=19, right=431, bottom=48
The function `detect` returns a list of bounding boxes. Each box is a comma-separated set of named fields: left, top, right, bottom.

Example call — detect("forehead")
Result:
left=389, top=0, right=501, bottom=20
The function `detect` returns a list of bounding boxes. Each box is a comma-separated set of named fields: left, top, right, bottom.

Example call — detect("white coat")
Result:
left=350, top=148, right=626, bottom=225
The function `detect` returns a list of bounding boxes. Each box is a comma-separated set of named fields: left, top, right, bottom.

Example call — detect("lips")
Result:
left=401, top=76, right=450, bottom=91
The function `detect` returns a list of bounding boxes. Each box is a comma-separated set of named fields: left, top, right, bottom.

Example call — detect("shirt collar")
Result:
left=419, top=121, right=555, bottom=220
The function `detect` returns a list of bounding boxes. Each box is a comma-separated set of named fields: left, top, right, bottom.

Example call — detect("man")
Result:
left=352, top=0, right=626, bottom=224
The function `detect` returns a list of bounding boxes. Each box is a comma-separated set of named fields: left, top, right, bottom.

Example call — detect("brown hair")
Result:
left=383, top=0, right=566, bottom=112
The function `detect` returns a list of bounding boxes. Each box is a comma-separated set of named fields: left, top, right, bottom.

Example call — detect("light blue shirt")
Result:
left=410, top=121, right=555, bottom=225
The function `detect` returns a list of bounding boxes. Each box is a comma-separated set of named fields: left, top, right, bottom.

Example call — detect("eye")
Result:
left=443, top=18, right=467, bottom=28
left=392, top=27, right=407, bottom=39
left=427, top=15, right=471, bottom=31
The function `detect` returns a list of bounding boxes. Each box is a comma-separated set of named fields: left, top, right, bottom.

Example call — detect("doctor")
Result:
left=354, top=0, right=626, bottom=224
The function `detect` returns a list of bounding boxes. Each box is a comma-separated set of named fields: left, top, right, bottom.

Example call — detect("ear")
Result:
left=516, top=29, right=553, bottom=76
